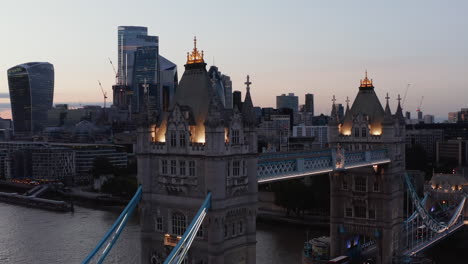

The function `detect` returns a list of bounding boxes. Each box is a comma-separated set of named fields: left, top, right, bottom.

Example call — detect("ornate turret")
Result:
left=383, top=93, right=393, bottom=124
left=186, top=36, right=204, bottom=64
left=395, top=94, right=405, bottom=124
left=360, top=70, right=374, bottom=89
left=241, top=75, right=256, bottom=126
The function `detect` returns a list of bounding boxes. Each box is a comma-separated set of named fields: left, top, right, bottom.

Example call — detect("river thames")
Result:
left=0, top=203, right=466, bottom=263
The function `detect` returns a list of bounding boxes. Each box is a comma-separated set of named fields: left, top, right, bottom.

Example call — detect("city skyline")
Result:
left=1, top=0, right=467, bottom=120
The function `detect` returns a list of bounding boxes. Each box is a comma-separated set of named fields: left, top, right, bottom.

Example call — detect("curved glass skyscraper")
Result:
left=7, top=62, right=54, bottom=134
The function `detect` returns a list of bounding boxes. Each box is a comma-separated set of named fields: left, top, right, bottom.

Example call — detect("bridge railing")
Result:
left=257, top=149, right=390, bottom=183
left=82, top=185, right=142, bottom=264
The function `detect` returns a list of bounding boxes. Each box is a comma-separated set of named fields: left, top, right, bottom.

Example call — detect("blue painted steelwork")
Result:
left=257, top=149, right=390, bottom=183
left=402, top=173, right=467, bottom=256
left=164, top=193, right=212, bottom=264
left=82, top=185, right=142, bottom=264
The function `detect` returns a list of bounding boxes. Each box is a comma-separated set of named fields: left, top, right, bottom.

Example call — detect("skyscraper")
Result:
left=222, top=74, right=233, bottom=109
left=133, top=46, right=159, bottom=113
left=117, top=26, right=158, bottom=86
left=7, top=62, right=54, bottom=134
left=233, top=90, right=242, bottom=111
left=159, top=55, right=178, bottom=112
left=305, top=93, right=314, bottom=115
left=276, top=93, right=299, bottom=113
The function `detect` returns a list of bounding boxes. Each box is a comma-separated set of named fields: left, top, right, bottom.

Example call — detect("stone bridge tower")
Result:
left=136, top=38, right=258, bottom=264
left=328, top=72, right=406, bottom=264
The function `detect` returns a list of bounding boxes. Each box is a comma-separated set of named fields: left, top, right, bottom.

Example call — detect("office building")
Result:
left=159, top=55, right=178, bottom=111
left=7, top=62, right=54, bottom=134
left=117, top=26, right=158, bottom=86
left=222, top=74, right=233, bottom=109
left=208, top=66, right=226, bottom=106
left=132, top=46, right=159, bottom=113
left=305, top=93, right=314, bottom=115
left=276, top=93, right=299, bottom=113
left=233, top=90, right=242, bottom=111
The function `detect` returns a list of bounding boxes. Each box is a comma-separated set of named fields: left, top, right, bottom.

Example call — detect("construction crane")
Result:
left=402, top=84, right=410, bottom=107
left=98, top=80, right=108, bottom=110
left=108, top=57, right=119, bottom=84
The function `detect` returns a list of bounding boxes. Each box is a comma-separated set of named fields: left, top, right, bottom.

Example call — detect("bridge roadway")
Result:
left=257, top=148, right=390, bottom=183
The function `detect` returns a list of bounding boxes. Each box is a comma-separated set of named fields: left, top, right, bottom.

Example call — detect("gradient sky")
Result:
left=0, top=0, right=467, bottom=120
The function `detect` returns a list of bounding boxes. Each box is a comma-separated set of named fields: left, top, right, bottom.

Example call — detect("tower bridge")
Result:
left=82, top=43, right=467, bottom=264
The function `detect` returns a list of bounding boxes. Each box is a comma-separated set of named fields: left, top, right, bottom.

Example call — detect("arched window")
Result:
left=172, top=212, right=186, bottom=236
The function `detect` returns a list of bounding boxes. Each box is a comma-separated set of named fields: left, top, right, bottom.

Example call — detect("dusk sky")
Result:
left=0, top=0, right=467, bottom=119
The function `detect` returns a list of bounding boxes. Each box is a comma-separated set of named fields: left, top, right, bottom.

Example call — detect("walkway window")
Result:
left=170, top=160, right=177, bottom=175
left=179, top=160, right=186, bottom=176
left=233, top=161, right=240, bottom=176
left=354, top=177, right=367, bottom=192
left=172, top=212, right=186, bottom=236
left=162, top=160, right=168, bottom=174
left=155, top=216, right=163, bottom=231
left=361, top=127, right=367, bottom=137
left=232, top=129, right=240, bottom=144
left=170, top=131, right=177, bottom=147
left=179, top=133, right=186, bottom=147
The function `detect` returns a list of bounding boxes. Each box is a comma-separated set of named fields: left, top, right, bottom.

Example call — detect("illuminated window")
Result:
left=162, top=160, right=168, bottom=174
left=232, top=129, right=240, bottom=144
left=170, top=131, right=177, bottom=147
left=189, top=161, right=195, bottom=176
left=172, top=212, right=186, bottom=236
left=155, top=216, right=163, bottom=231
left=170, top=160, right=176, bottom=175
left=355, top=177, right=367, bottom=192
left=345, top=208, right=353, bottom=217
left=179, top=160, right=186, bottom=176
left=179, top=132, right=186, bottom=147
left=233, top=161, right=240, bottom=176
left=354, top=128, right=359, bottom=137
left=361, top=127, right=367, bottom=137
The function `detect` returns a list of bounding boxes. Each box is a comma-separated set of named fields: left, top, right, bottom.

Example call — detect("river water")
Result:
left=0, top=203, right=466, bottom=264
